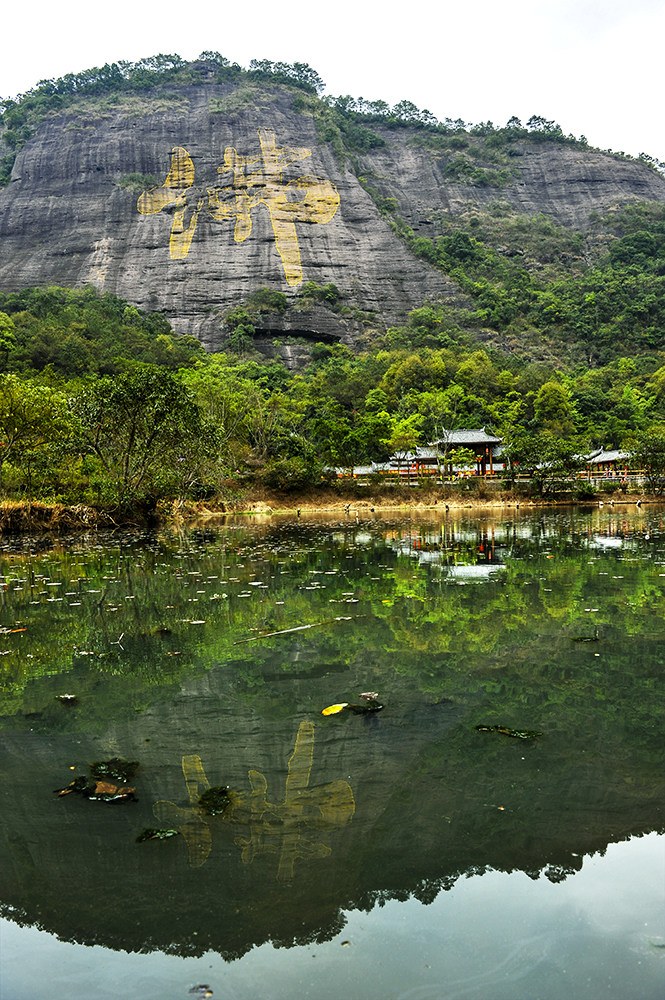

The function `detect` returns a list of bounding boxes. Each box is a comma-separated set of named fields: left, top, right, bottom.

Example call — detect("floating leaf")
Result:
left=136, top=827, right=180, bottom=843
left=322, top=703, right=349, bottom=715
left=86, top=781, right=137, bottom=801
left=54, top=775, right=138, bottom=801
left=93, top=781, right=119, bottom=795
left=475, top=725, right=542, bottom=740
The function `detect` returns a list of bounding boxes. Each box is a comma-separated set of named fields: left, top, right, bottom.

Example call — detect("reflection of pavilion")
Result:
left=384, top=522, right=509, bottom=573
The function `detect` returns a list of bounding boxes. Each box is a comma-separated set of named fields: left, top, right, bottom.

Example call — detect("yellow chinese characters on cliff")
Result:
left=136, top=128, right=340, bottom=287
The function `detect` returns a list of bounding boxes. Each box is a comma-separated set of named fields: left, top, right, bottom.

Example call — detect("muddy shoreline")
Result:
left=189, top=489, right=657, bottom=518
left=178, top=483, right=659, bottom=521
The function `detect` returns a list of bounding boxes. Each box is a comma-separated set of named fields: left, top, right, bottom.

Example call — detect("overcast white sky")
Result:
left=2, top=0, right=663, bottom=160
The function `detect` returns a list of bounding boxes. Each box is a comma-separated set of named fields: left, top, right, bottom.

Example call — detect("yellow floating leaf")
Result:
left=322, top=703, right=348, bottom=716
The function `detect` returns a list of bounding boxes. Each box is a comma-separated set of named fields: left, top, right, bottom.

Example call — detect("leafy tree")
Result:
left=627, top=426, right=665, bottom=494
left=382, top=414, right=423, bottom=481
left=503, top=432, right=585, bottom=494
left=0, top=375, right=71, bottom=490
left=244, top=288, right=287, bottom=313
left=534, top=381, right=575, bottom=437
left=449, top=446, right=477, bottom=474
left=0, top=313, right=16, bottom=359
left=71, top=366, right=203, bottom=504
left=179, top=360, right=273, bottom=478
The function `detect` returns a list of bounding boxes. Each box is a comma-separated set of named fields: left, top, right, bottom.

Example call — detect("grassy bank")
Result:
left=0, top=487, right=656, bottom=534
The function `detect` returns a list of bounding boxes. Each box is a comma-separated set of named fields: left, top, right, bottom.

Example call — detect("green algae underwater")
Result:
left=0, top=507, right=663, bottom=991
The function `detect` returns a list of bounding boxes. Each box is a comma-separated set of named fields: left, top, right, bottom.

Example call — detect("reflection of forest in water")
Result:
left=0, top=508, right=663, bottom=958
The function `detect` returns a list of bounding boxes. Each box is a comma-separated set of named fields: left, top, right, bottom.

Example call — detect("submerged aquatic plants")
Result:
left=198, top=786, right=232, bottom=816
left=475, top=725, right=543, bottom=740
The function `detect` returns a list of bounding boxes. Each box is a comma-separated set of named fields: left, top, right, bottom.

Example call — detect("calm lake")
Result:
left=1, top=507, right=664, bottom=1000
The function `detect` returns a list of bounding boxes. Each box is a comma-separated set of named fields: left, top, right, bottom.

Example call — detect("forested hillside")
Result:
left=1, top=54, right=665, bottom=508
left=1, top=281, right=665, bottom=506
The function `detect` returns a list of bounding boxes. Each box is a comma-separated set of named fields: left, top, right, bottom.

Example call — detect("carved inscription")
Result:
left=137, top=129, right=340, bottom=286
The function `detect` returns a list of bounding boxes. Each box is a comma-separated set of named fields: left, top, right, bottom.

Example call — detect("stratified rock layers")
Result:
left=1, top=82, right=664, bottom=348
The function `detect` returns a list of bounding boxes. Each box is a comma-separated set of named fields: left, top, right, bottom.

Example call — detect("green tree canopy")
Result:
left=0, top=375, right=71, bottom=488
left=71, top=366, right=203, bottom=504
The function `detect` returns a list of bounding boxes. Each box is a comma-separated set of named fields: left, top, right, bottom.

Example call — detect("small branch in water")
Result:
left=234, top=616, right=363, bottom=644
left=110, top=632, right=125, bottom=651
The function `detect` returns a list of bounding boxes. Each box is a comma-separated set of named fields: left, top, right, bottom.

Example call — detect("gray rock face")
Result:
left=360, top=130, right=665, bottom=234
left=1, top=81, right=664, bottom=349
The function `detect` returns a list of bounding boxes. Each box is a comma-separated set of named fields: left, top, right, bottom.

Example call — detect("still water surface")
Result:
left=0, top=508, right=663, bottom=999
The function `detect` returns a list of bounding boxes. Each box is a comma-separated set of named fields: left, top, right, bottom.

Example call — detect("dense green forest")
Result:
left=385, top=201, right=665, bottom=365
left=1, top=280, right=665, bottom=505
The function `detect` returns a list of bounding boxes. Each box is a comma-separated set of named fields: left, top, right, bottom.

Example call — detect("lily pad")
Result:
left=89, top=757, right=139, bottom=782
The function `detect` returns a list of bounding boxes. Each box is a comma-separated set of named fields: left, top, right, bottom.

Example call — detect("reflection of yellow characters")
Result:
left=227, top=721, right=355, bottom=880
left=137, top=129, right=340, bottom=286
left=151, top=723, right=354, bottom=877
left=152, top=754, right=212, bottom=867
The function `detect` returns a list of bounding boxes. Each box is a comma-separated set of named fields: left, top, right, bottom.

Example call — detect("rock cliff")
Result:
left=1, top=79, right=664, bottom=350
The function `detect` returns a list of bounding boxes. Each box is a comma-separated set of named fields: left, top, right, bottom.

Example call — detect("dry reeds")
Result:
left=0, top=502, right=116, bottom=533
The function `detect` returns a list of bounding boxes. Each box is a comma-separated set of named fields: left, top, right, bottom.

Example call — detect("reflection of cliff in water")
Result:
left=1, top=508, right=664, bottom=960
left=2, top=659, right=663, bottom=960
